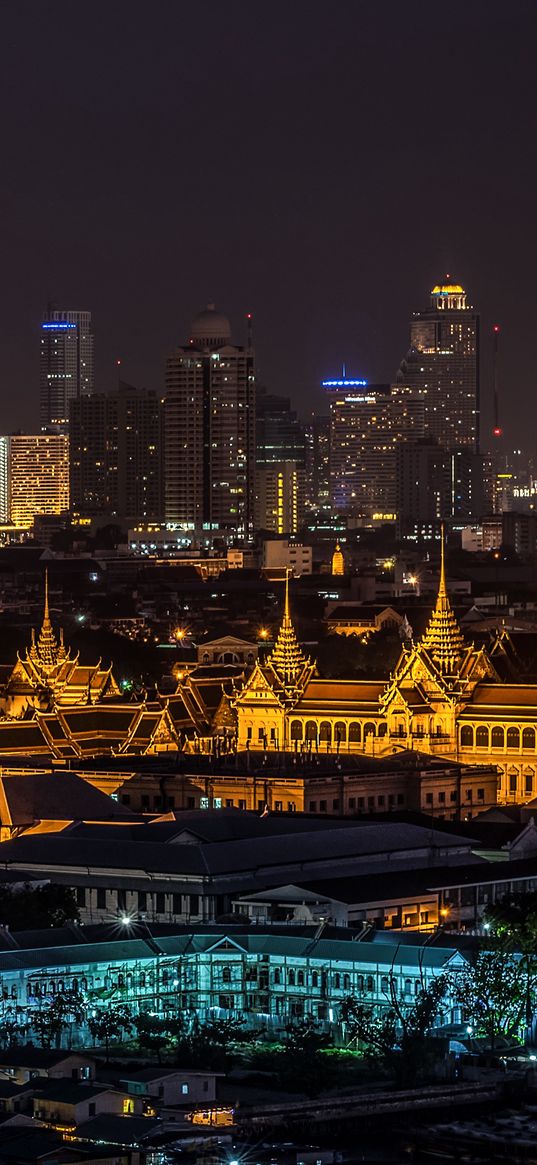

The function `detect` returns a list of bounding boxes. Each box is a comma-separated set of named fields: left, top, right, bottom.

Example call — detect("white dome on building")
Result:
left=190, top=302, right=231, bottom=347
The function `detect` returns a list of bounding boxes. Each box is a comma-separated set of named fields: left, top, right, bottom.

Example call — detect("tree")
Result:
left=485, top=893, right=537, bottom=1036
left=0, top=1009, right=27, bottom=1049
left=341, top=973, right=447, bottom=1086
left=454, top=949, right=535, bottom=1051
left=132, top=1012, right=180, bottom=1062
left=0, top=884, right=79, bottom=930
left=87, top=1005, right=133, bottom=1061
left=31, top=991, right=86, bottom=1049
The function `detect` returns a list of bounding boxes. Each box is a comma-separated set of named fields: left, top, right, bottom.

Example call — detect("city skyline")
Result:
left=0, top=2, right=535, bottom=449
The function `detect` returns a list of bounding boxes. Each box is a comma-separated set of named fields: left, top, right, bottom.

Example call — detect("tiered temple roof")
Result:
left=265, top=572, right=312, bottom=689
left=419, top=533, right=467, bottom=675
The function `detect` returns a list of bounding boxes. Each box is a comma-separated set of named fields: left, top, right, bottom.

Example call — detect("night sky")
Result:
left=1, top=0, right=536, bottom=448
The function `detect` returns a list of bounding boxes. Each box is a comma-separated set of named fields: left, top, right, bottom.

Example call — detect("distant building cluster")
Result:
left=0, top=280, right=531, bottom=544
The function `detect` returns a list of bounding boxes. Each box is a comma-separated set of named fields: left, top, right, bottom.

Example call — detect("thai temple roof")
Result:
left=420, top=531, right=467, bottom=674
left=27, top=571, right=70, bottom=674
left=266, top=572, right=311, bottom=687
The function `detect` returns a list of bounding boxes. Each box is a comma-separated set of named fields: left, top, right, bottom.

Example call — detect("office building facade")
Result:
left=304, top=414, right=330, bottom=513
left=326, top=379, right=425, bottom=518
left=255, top=462, right=304, bottom=534
left=40, top=309, right=94, bottom=431
left=397, top=282, right=479, bottom=452
left=6, top=434, right=69, bottom=527
left=164, top=304, right=255, bottom=533
left=70, top=384, right=162, bottom=523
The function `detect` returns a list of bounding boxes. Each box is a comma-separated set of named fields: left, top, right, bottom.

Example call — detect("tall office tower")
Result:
left=70, top=383, right=163, bottom=523
left=449, top=448, right=484, bottom=523
left=6, top=434, right=69, bottom=527
left=397, top=282, right=480, bottom=452
left=395, top=438, right=451, bottom=541
left=325, top=378, right=425, bottom=519
left=0, top=438, right=9, bottom=523
left=164, top=304, right=255, bottom=533
left=255, top=462, right=304, bottom=534
left=255, top=387, right=304, bottom=467
left=40, top=308, right=94, bottom=431
left=304, top=414, right=330, bottom=513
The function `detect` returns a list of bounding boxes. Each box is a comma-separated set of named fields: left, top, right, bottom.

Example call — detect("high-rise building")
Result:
left=70, top=383, right=163, bottom=523
left=164, top=304, right=255, bottom=533
left=40, top=309, right=94, bottom=431
left=255, top=462, right=304, bottom=535
left=304, top=414, right=330, bottom=513
left=396, top=438, right=451, bottom=541
left=0, top=438, right=9, bottom=524
left=325, top=379, right=425, bottom=519
left=256, top=388, right=304, bottom=467
left=5, top=434, right=69, bottom=527
left=397, top=282, right=480, bottom=452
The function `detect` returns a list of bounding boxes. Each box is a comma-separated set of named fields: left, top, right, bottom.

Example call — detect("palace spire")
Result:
left=420, top=527, right=466, bottom=674
left=28, top=571, right=68, bottom=673
left=267, top=570, right=310, bottom=686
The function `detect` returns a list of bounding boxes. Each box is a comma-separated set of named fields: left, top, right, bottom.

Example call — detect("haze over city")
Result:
left=1, top=0, right=536, bottom=446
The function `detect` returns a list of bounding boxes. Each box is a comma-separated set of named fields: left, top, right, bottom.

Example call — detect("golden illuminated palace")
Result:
left=229, top=548, right=537, bottom=805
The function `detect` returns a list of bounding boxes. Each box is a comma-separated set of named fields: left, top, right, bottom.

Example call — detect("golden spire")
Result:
left=267, top=570, right=309, bottom=686
left=420, top=525, right=466, bottom=674
left=331, top=542, right=344, bottom=576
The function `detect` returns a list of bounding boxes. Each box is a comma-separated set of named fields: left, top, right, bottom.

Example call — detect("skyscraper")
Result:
left=5, top=434, right=69, bottom=527
left=40, top=308, right=94, bottom=431
left=304, top=414, right=330, bottom=513
left=325, top=379, right=425, bottom=518
left=164, top=304, right=255, bottom=533
left=397, top=282, right=480, bottom=452
left=69, top=383, right=163, bottom=523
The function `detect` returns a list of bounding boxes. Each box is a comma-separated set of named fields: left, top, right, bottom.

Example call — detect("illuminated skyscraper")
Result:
left=397, top=282, right=479, bottom=452
left=5, top=434, right=69, bottom=527
left=325, top=379, right=425, bottom=518
left=255, top=462, right=304, bottom=534
left=164, top=304, right=255, bottom=532
left=40, top=308, right=94, bottom=431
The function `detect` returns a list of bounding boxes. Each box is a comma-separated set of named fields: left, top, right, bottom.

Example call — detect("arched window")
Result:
left=10, top=985, right=17, bottom=1000
left=311, top=971, right=318, bottom=987
left=364, top=722, right=376, bottom=738
left=222, top=966, right=231, bottom=983
left=49, top=982, right=55, bottom=995
left=476, top=726, right=489, bottom=748
left=491, top=727, right=504, bottom=749
left=460, top=726, right=473, bottom=747
left=366, top=976, right=374, bottom=992
left=139, top=973, right=146, bottom=988
left=297, top=970, right=305, bottom=986
left=274, top=968, right=281, bottom=984
left=319, top=721, right=332, bottom=742
left=72, top=978, right=79, bottom=993
left=380, top=975, right=389, bottom=993
left=290, top=720, right=303, bottom=741
left=305, top=721, right=317, bottom=742
left=507, top=727, right=520, bottom=750
left=334, top=973, right=340, bottom=988
left=81, top=979, right=88, bottom=992
left=349, top=722, right=361, bottom=743
left=343, top=974, right=350, bottom=990
left=378, top=723, right=387, bottom=737
left=404, top=978, right=413, bottom=996
left=288, top=969, right=296, bottom=986
left=356, top=974, right=364, bottom=992
left=523, top=727, right=536, bottom=750
left=335, top=721, right=347, bottom=743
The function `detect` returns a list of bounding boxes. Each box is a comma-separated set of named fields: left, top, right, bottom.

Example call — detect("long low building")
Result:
left=0, top=922, right=472, bottom=1040
left=1, top=805, right=536, bottom=934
